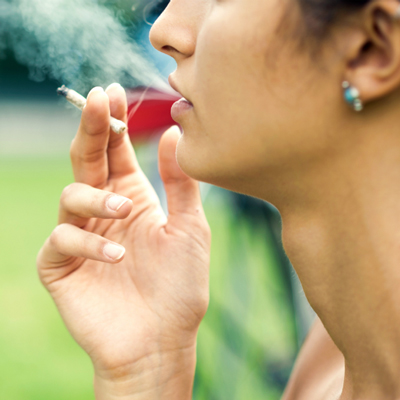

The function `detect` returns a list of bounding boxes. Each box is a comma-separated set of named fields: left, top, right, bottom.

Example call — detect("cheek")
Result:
left=177, top=1, right=339, bottom=186
left=179, top=8, right=276, bottom=175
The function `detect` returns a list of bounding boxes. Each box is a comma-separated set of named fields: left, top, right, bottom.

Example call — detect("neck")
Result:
left=264, top=121, right=400, bottom=399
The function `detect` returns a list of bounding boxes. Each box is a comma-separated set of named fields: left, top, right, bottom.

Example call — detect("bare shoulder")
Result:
left=282, top=318, right=345, bottom=400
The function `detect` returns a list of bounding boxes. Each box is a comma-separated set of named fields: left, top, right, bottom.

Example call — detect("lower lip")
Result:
left=171, top=98, right=193, bottom=120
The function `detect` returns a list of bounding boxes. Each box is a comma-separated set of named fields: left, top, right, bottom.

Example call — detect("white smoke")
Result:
left=0, top=0, right=168, bottom=93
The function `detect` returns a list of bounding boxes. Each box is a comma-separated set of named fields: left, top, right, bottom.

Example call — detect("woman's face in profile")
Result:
left=150, top=0, right=343, bottom=197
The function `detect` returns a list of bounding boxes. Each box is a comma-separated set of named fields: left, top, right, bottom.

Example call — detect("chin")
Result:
left=175, top=136, right=221, bottom=186
left=175, top=139, right=207, bottom=182
left=176, top=139, right=275, bottom=202
left=176, top=139, right=240, bottom=193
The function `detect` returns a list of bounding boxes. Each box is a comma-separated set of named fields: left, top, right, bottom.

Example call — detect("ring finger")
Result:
left=58, top=182, right=133, bottom=227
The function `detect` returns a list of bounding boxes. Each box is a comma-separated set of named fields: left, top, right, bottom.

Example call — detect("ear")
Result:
left=344, top=1, right=400, bottom=105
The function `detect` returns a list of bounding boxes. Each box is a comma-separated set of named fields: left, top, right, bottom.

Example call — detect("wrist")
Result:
left=93, top=344, right=197, bottom=400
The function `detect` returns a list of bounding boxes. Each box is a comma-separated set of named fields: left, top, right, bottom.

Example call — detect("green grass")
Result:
left=0, top=156, right=94, bottom=400
left=0, top=156, right=297, bottom=399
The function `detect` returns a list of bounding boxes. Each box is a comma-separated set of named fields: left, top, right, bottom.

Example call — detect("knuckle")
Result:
left=82, top=231, right=98, bottom=255
left=49, top=224, right=66, bottom=249
left=94, top=190, right=106, bottom=209
left=198, top=292, right=210, bottom=317
left=60, top=183, right=76, bottom=206
left=82, top=114, right=109, bottom=137
left=85, top=234, right=104, bottom=259
left=79, top=147, right=104, bottom=164
left=70, top=137, right=104, bottom=165
left=185, top=291, right=209, bottom=323
left=86, top=189, right=107, bottom=217
left=97, top=242, right=107, bottom=260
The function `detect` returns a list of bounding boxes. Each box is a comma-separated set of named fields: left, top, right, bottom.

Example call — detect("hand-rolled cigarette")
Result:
left=57, top=85, right=127, bottom=135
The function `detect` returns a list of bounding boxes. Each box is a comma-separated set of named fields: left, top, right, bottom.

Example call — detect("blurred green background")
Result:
left=0, top=1, right=314, bottom=398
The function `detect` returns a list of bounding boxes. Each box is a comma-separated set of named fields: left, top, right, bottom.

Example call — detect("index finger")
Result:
left=70, top=87, right=111, bottom=188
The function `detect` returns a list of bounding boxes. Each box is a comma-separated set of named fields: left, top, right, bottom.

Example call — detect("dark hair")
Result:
left=298, top=0, right=372, bottom=33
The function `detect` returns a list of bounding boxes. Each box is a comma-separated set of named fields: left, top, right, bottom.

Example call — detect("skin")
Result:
left=36, top=0, right=400, bottom=399
left=37, top=84, right=211, bottom=399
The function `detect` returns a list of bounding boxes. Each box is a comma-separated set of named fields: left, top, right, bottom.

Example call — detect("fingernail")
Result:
left=106, top=195, right=130, bottom=212
left=104, top=243, right=126, bottom=261
left=106, top=82, right=123, bottom=91
left=88, top=86, right=105, bottom=96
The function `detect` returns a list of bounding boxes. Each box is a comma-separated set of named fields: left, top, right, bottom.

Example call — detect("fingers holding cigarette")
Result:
left=62, top=84, right=139, bottom=185
left=58, top=85, right=127, bottom=134
left=106, top=83, right=128, bottom=125
left=105, top=83, right=139, bottom=178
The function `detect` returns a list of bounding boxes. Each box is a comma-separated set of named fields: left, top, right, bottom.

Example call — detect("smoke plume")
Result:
left=0, top=0, right=168, bottom=93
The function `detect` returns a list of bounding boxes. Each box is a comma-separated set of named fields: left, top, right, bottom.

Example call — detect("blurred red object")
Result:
left=127, top=87, right=180, bottom=142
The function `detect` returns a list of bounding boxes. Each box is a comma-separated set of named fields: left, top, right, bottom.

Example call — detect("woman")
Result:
left=36, top=0, right=400, bottom=398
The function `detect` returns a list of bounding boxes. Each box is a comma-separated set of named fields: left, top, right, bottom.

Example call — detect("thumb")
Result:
left=158, top=126, right=203, bottom=218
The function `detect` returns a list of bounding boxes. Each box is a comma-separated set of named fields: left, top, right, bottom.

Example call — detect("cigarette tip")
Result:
left=57, top=85, right=69, bottom=97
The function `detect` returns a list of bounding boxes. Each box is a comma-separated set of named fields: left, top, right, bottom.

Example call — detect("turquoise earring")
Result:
left=342, top=81, right=363, bottom=112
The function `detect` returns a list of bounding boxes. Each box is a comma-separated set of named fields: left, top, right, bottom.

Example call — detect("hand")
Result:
left=36, top=84, right=211, bottom=399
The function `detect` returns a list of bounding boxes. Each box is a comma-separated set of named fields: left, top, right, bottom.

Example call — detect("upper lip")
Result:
left=168, top=75, right=193, bottom=105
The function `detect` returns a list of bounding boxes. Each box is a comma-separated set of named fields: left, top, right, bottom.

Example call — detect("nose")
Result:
left=149, top=0, right=206, bottom=62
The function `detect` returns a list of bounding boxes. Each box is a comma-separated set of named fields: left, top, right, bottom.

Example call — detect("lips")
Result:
left=171, top=97, right=194, bottom=121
